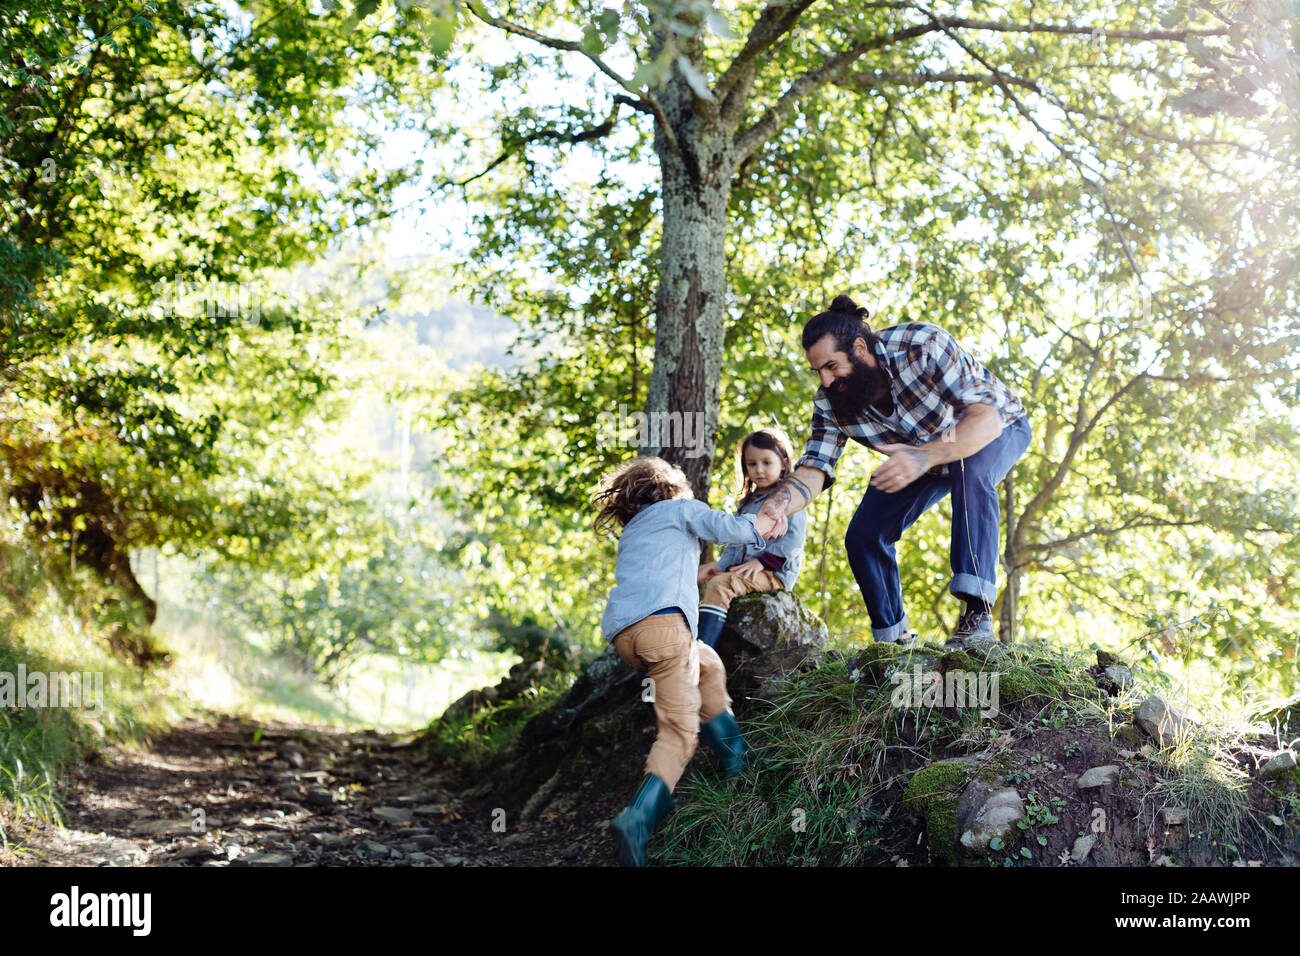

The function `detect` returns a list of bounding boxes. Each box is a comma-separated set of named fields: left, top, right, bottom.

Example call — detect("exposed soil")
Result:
left=2, top=714, right=622, bottom=868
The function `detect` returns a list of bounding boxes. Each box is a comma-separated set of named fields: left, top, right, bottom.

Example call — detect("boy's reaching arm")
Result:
left=679, top=500, right=770, bottom=548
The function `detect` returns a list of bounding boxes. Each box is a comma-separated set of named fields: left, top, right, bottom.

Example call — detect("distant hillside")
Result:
left=384, top=299, right=521, bottom=371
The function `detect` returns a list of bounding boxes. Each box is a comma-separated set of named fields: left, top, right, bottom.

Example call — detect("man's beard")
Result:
left=824, top=352, right=891, bottom=424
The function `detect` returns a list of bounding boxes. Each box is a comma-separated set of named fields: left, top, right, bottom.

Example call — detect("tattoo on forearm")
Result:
left=767, top=487, right=793, bottom=511
left=787, top=474, right=813, bottom=506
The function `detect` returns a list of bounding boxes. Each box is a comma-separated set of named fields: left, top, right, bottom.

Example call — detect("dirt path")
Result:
left=4, top=715, right=613, bottom=868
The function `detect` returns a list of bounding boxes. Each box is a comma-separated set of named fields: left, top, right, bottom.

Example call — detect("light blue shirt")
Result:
left=601, top=497, right=767, bottom=642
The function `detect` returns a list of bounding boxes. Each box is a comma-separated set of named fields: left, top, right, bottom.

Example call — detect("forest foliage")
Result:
left=1, top=1, right=1296, bottom=708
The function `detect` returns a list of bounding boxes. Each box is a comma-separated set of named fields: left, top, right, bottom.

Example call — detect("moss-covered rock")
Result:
left=939, top=649, right=981, bottom=675
left=993, top=662, right=1067, bottom=706
left=903, top=759, right=973, bottom=865
left=852, top=640, right=905, bottom=683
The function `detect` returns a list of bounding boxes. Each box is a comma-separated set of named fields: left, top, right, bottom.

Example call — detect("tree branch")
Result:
left=715, top=0, right=819, bottom=124
left=929, top=17, right=1228, bottom=42
left=733, top=19, right=948, bottom=160
left=463, top=0, right=682, bottom=158
left=837, top=69, right=1276, bottom=163
left=1021, top=515, right=1207, bottom=556
left=445, top=102, right=625, bottom=188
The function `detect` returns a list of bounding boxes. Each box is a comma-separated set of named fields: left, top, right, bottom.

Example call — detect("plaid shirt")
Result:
left=795, top=322, right=1026, bottom=485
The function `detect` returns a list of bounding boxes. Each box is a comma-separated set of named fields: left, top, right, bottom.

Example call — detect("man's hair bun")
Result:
left=828, top=294, right=869, bottom=320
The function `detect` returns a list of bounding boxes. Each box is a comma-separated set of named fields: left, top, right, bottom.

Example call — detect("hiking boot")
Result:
left=896, top=630, right=920, bottom=648
left=699, top=710, right=752, bottom=777
left=947, top=608, right=996, bottom=650
left=610, top=774, right=674, bottom=867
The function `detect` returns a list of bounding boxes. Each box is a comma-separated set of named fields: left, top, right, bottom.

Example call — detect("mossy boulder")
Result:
left=718, top=590, right=829, bottom=694
left=850, top=640, right=905, bottom=683
left=939, top=649, right=982, bottom=675
left=903, top=759, right=974, bottom=865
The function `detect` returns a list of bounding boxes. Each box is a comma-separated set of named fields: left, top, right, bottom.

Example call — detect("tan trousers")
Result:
left=703, top=568, right=784, bottom=609
left=612, top=612, right=731, bottom=792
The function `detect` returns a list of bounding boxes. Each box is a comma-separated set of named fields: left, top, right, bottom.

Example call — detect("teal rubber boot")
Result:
left=699, top=710, right=752, bottom=777
left=610, top=774, right=674, bottom=867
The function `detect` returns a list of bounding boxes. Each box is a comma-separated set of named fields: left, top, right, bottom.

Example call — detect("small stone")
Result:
left=1103, top=665, right=1133, bottom=691
left=444, top=855, right=465, bottom=867
left=1161, top=807, right=1187, bottom=826
left=245, top=850, right=294, bottom=867
left=1076, top=765, right=1121, bottom=789
left=305, top=786, right=334, bottom=808
left=308, top=832, right=347, bottom=848
left=373, top=806, right=414, bottom=825
left=413, top=804, right=444, bottom=817
left=131, top=818, right=192, bottom=836
left=1070, top=834, right=1096, bottom=863
left=1135, top=695, right=1194, bottom=748
left=175, top=844, right=222, bottom=861
left=957, top=785, right=1025, bottom=854
left=408, top=852, right=432, bottom=864
left=360, top=841, right=391, bottom=860
left=411, top=834, right=441, bottom=849
left=1260, top=750, right=1297, bottom=779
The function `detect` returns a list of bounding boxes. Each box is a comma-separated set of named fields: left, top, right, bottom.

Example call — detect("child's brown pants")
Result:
left=612, top=612, right=730, bottom=792
left=702, top=568, right=784, bottom=609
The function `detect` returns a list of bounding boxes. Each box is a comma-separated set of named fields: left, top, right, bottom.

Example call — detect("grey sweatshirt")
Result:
left=716, top=492, right=807, bottom=590
left=601, top=497, right=767, bottom=643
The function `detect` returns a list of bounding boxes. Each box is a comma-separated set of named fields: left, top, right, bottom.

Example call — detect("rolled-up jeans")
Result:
left=844, top=415, right=1032, bottom=641
left=612, top=612, right=731, bottom=792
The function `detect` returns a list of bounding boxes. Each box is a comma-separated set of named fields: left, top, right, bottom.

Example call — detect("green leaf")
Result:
left=1036, top=834, right=1048, bottom=846
left=424, top=14, right=457, bottom=54
left=1020, top=847, right=1032, bottom=859
left=581, top=25, right=604, bottom=56
left=989, top=837, right=1004, bottom=850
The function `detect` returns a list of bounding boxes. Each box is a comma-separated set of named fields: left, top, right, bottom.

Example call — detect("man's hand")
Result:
left=697, top=561, right=722, bottom=583
left=731, top=559, right=764, bottom=583
left=756, top=505, right=788, bottom=541
left=870, top=443, right=932, bottom=494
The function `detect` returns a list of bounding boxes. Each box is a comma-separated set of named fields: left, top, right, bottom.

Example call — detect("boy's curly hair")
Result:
left=733, top=426, right=796, bottom=510
left=593, top=456, right=693, bottom=536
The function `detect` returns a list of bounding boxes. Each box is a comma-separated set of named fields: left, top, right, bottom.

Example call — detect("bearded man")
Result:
left=758, top=294, right=1031, bottom=649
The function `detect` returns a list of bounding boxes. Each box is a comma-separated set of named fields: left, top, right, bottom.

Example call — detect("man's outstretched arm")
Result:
left=757, top=466, right=826, bottom=540
left=871, top=403, right=1002, bottom=494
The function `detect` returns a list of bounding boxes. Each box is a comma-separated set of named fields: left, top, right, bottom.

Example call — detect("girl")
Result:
left=594, top=455, right=777, bottom=867
left=696, top=427, right=808, bottom=648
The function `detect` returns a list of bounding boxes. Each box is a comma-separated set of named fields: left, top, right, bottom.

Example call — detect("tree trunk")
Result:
left=642, top=76, right=733, bottom=503
left=1000, top=469, right=1020, bottom=643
